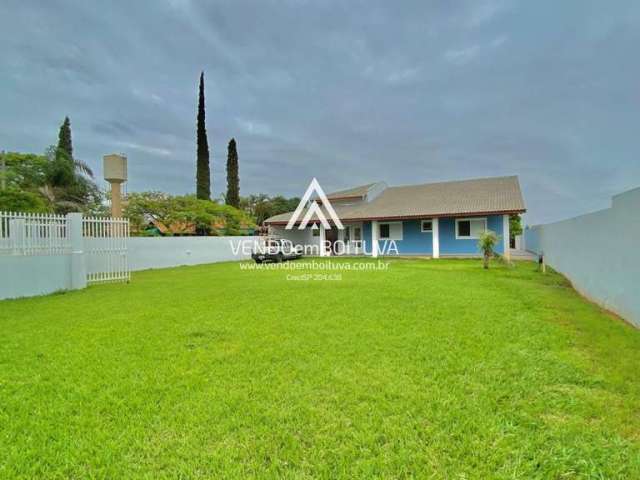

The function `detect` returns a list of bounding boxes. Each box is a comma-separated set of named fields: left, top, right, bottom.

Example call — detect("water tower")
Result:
left=103, top=154, right=127, bottom=217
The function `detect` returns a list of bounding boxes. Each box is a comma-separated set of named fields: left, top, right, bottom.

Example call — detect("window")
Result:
left=458, top=221, right=470, bottom=237
left=311, top=227, right=320, bottom=237
left=455, top=218, right=487, bottom=239
left=379, top=222, right=402, bottom=240
left=421, top=220, right=433, bottom=232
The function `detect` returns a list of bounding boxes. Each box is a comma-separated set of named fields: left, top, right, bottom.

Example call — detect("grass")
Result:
left=1, top=258, right=639, bottom=479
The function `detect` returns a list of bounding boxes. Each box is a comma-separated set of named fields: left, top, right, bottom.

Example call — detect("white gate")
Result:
left=82, top=216, right=130, bottom=284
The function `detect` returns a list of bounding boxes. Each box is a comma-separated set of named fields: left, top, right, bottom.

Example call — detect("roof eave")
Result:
left=265, top=208, right=526, bottom=225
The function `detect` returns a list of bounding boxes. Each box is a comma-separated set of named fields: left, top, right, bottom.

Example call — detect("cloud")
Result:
left=443, top=35, right=507, bottom=65
left=0, top=0, right=637, bottom=223
left=385, top=67, right=421, bottom=85
left=466, top=0, right=507, bottom=28
left=131, top=88, right=164, bottom=105
left=115, top=142, right=172, bottom=157
left=489, top=34, right=508, bottom=48
left=92, top=120, right=136, bottom=137
left=235, top=118, right=272, bottom=137
left=444, top=45, right=481, bottom=65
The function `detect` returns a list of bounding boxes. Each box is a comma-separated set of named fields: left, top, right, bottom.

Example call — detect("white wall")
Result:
left=0, top=255, right=72, bottom=300
left=128, top=236, right=256, bottom=271
left=525, top=187, right=640, bottom=327
left=0, top=234, right=258, bottom=300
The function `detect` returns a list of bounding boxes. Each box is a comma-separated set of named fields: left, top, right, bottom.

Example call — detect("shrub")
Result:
left=478, top=230, right=500, bottom=269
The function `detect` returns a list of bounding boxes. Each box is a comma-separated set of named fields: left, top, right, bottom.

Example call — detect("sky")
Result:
left=2, top=0, right=639, bottom=224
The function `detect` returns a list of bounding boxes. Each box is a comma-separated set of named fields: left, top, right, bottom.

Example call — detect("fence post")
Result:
left=67, top=213, right=87, bottom=290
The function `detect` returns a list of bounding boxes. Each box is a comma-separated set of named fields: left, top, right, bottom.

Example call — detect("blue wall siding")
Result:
left=439, top=215, right=504, bottom=255
left=388, top=219, right=433, bottom=254
left=362, top=220, right=432, bottom=255
left=363, top=221, right=373, bottom=254
left=360, top=215, right=504, bottom=256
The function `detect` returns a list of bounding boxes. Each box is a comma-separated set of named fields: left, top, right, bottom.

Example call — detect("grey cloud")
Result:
left=1, top=0, right=639, bottom=223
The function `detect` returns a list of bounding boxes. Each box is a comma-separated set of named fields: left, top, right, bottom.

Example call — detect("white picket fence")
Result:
left=0, top=211, right=129, bottom=287
left=83, top=216, right=130, bottom=284
left=0, top=212, right=70, bottom=256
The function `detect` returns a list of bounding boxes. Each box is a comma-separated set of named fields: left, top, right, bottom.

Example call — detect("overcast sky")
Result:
left=2, top=0, right=639, bottom=224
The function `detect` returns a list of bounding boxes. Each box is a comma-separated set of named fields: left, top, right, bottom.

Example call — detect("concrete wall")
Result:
left=128, top=236, right=256, bottom=271
left=0, top=254, right=72, bottom=300
left=525, top=187, right=640, bottom=327
left=0, top=235, right=258, bottom=300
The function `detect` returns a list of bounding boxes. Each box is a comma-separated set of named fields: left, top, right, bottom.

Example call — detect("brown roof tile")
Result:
left=266, top=175, right=525, bottom=224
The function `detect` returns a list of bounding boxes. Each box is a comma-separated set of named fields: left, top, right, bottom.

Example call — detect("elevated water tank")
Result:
left=103, top=154, right=127, bottom=183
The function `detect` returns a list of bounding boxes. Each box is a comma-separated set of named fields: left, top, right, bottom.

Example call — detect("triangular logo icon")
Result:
left=285, top=178, right=344, bottom=230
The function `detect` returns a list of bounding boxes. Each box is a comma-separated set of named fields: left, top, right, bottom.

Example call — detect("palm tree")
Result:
left=478, top=230, right=500, bottom=269
left=42, top=146, right=100, bottom=213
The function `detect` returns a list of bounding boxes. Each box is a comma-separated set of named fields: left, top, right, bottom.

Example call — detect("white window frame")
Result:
left=378, top=221, right=403, bottom=241
left=420, top=219, right=433, bottom=233
left=455, top=217, right=487, bottom=240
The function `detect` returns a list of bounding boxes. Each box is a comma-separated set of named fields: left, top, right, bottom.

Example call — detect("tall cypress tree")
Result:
left=57, top=116, right=73, bottom=158
left=196, top=72, right=211, bottom=200
left=226, top=138, right=239, bottom=207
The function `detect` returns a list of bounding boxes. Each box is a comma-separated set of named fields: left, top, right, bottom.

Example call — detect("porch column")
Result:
left=319, top=224, right=326, bottom=257
left=371, top=220, right=379, bottom=258
left=503, top=214, right=510, bottom=261
left=432, top=218, right=440, bottom=259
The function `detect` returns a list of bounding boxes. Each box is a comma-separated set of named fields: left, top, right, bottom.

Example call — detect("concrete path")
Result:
left=510, top=249, right=538, bottom=261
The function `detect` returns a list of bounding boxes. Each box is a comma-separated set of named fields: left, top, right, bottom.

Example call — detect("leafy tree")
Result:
left=196, top=72, right=211, bottom=200
left=0, top=187, right=50, bottom=213
left=225, top=138, right=240, bottom=208
left=239, top=194, right=301, bottom=224
left=509, top=214, right=523, bottom=240
left=57, top=116, right=73, bottom=158
left=125, top=192, right=255, bottom=236
left=0, top=152, right=49, bottom=190
left=0, top=114, right=101, bottom=214
left=0, top=149, right=101, bottom=214
left=41, top=146, right=101, bottom=214
left=478, top=230, right=500, bottom=269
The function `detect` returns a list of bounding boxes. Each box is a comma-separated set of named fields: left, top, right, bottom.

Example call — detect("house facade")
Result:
left=264, top=176, right=526, bottom=259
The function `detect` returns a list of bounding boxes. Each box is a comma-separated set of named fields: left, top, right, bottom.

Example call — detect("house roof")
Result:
left=323, top=183, right=377, bottom=200
left=265, top=175, right=526, bottom=224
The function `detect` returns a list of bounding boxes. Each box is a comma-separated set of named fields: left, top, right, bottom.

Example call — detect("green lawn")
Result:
left=1, top=259, right=639, bottom=479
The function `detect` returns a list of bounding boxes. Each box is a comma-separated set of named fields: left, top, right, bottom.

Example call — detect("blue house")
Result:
left=265, top=176, right=526, bottom=259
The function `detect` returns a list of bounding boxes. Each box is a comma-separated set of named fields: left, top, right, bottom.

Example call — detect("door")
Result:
left=325, top=228, right=338, bottom=255
left=351, top=224, right=363, bottom=254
